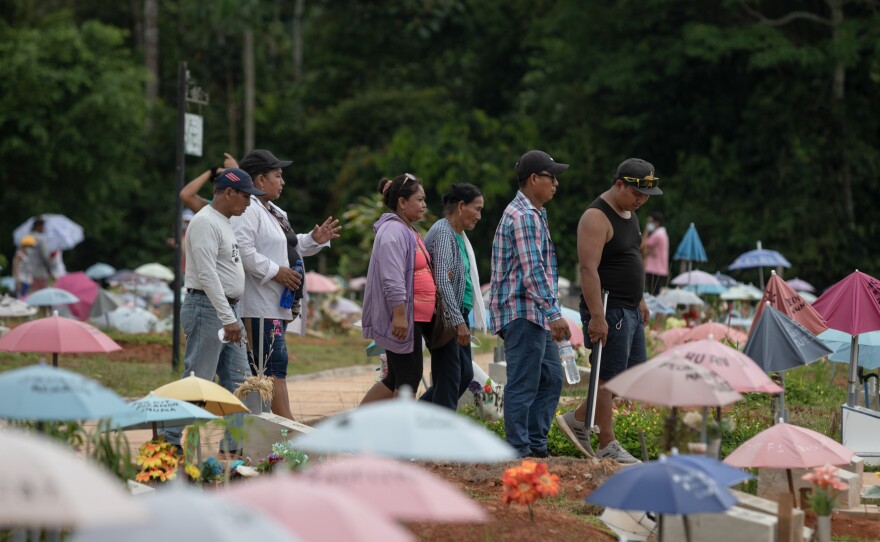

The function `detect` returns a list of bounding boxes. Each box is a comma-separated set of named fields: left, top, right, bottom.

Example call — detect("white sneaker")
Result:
left=596, top=440, right=641, bottom=465
left=555, top=411, right=595, bottom=457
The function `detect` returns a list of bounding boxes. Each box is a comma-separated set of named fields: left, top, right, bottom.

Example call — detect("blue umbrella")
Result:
left=113, top=393, right=218, bottom=439
left=24, top=287, right=80, bottom=307
left=819, top=329, right=880, bottom=369
left=714, top=272, right=739, bottom=288
left=644, top=293, right=675, bottom=316
left=728, top=241, right=791, bottom=289
left=666, top=453, right=753, bottom=487
left=587, top=456, right=736, bottom=542
left=0, top=364, right=130, bottom=421
left=84, top=262, right=117, bottom=281
left=0, top=276, right=14, bottom=291
left=683, top=283, right=727, bottom=295
left=673, top=223, right=708, bottom=264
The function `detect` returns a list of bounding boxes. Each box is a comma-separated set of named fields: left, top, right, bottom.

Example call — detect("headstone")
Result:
left=242, top=412, right=313, bottom=459
left=757, top=464, right=862, bottom=509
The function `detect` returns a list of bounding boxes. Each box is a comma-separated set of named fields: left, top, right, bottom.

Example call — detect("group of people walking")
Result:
left=164, top=145, right=661, bottom=464
left=360, top=149, right=663, bottom=464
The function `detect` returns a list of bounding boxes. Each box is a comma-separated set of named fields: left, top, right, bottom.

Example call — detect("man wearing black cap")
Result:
left=556, top=158, right=662, bottom=464
left=488, top=150, right=572, bottom=458
left=161, top=168, right=265, bottom=456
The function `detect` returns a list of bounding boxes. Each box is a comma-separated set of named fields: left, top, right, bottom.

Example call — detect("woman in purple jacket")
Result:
left=360, top=173, right=435, bottom=404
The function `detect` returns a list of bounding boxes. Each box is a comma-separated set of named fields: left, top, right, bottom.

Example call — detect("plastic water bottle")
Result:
left=279, top=260, right=304, bottom=309
left=558, top=340, right=580, bottom=384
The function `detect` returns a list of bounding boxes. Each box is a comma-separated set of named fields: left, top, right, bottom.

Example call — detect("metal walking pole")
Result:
left=584, top=291, right=610, bottom=434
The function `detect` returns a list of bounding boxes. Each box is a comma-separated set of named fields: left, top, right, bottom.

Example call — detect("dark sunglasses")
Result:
left=535, top=172, right=557, bottom=181
left=622, top=176, right=660, bottom=190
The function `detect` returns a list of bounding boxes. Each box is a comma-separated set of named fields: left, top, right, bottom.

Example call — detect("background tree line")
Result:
left=1, top=0, right=878, bottom=291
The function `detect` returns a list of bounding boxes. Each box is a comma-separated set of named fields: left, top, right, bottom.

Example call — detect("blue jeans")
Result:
left=500, top=318, right=564, bottom=457
left=581, top=306, right=647, bottom=381
left=421, top=317, right=474, bottom=410
left=160, top=293, right=249, bottom=452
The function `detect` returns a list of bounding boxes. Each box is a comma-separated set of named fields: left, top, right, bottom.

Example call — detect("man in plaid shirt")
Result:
left=489, top=150, right=572, bottom=458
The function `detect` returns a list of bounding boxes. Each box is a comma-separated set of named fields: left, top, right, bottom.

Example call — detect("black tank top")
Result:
left=580, top=197, right=644, bottom=311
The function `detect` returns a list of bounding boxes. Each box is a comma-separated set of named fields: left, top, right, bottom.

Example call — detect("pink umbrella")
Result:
left=724, top=421, right=854, bottom=505
left=681, top=322, right=748, bottom=346
left=304, top=271, right=340, bottom=294
left=563, top=315, right=585, bottom=347
left=785, top=277, right=815, bottom=293
left=0, top=312, right=121, bottom=367
left=221, top=474, right=414, bottom=542
left=302, top=455, right=487, bottom=522
left=54, top=272, right=99, bottom=321
left=652, top=339, right=782, bottom=394
left=605, top=356, right=743, bottom=408
left=749, top=270, right=827, bottom=336
left=813, top=269, right=880, bottom=406
left=658, top=327, right=689, bottom=350
left=671, top=269, right=722, bottom=287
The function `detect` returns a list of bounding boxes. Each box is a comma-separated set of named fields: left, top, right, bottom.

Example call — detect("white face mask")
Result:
left=646, top=222, right=656, bottom=233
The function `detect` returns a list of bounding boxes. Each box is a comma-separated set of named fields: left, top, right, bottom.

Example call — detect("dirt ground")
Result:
left=103, top=342, right=169, bottom=364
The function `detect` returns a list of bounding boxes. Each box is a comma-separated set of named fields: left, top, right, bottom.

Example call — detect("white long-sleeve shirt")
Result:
left=231, top=196, right=328, bottom=320
left=184, top=205, right=245, bottom=325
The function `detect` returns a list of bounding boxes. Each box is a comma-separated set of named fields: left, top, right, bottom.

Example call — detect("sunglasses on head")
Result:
left=621, top=176, right=660, bottom=190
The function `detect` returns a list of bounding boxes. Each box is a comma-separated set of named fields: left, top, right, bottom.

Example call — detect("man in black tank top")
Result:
left=556, top=158, right=663, bottom=465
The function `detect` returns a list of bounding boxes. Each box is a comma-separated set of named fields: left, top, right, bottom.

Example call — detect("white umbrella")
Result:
left=720, top=283, right=763, bottom=301
left=291, top=390, right=517, bottom=463
left=13, top=214, right=84, bottom=252
left=102, top=306, right=157, bottom=334
left=24, top=287, right=80, bottom=307
left=0, top=294, right=38, bottom=317
left=84, top=263, right=117, bottom=281
left=70, top=484, right=300, bottom=542
left=0, top=429, right=145, bottom=528
left=657, top=288, right=705, bottom=307
left=134, top=263, right=174, bottom=282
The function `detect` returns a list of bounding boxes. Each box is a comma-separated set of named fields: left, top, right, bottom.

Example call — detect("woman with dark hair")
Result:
left=421, top=183, right=486, bottom=410
left=360, top=173, right=435, bottom=404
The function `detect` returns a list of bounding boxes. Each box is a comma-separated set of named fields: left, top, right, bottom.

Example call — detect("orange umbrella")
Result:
left=749, top=270, right=827, bottom=336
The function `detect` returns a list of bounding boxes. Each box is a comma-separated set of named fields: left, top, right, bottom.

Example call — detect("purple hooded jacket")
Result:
left=361, top=213, right=417, bottom=354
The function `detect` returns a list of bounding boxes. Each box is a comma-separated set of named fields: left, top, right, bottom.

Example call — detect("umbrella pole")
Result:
left=658, top=514, right=664, bottom=542
left=699, top=406, right=708, bottom=444
left=786, top=468, right=797, bottom=508
left=152, top=421, right=158, bottom=441
left=683, top=516, right=692, bottom=542
left=258, top=317, right=265, bottom=376
left=847, top=335, right=860, bottom=407
left=52, top=353, right=58, bottom=368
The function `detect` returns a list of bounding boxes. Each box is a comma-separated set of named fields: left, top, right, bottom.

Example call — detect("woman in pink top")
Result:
left=361, top=173, right=435, bottom=404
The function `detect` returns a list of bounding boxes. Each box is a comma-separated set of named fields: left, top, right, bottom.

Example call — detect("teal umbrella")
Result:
left=113, top=393, right=218, bottom=439
left=673, top=223, right=708, bottom=270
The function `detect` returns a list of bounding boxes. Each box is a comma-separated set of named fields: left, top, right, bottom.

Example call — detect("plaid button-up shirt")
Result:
left=488, top=191, right=562, bottom=334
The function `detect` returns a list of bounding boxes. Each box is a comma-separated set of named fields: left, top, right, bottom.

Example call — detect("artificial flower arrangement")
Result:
left=468, top=378, right=504, bottom=420
left=501, top=460, right=561, bottom=522
left=681, top=410, right=736, bottom=440
left=255, top=430, right=310, bottom=473
left=135, top=438, right=179, bottom=483
left=802, top=464, right=848, bottom=515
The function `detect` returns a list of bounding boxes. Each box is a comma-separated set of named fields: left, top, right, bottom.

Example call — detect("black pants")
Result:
left=421, top=312, right=474, bottom=410
left=381, top=322, right=425, bottom=392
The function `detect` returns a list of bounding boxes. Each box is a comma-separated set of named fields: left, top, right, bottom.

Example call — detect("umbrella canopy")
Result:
left=720, top=283, right=763, bottom=301
left=786, top=277, right=815, bottom=293
left=55, top=271, right=100, bottom=321
left=0, top=294, right=37, bottom=318
left=798, top=291, right=818, bottom=304
left=113, top=393, right=218, bottom=438
left=152, top=373, right=248, bottom=416
left=102, top=306, right=158, bottom=334
left=0, top=312, right=121, bottom=367
left=673, top=223, right=708, bottom=263
left=587, top=456, right=737, bottom=515
left=728, top=241, right=791, bottom=289
left=819, top=329, right=880, bottom=369
left=292, top=391, right=517, bottom=463
left=604, top=356, right=742, bottom=408
left=13, top=214, right=84, bottom=252
left=714, top=272, right=739, bottom=288
left=70, top=484, right=299, bottom=542
left=666, top=453, right=753, bottom=487
left=749, top=271, right=827, bottom=336
left=134, top=262, right=174, bottom=282
left=24, top=287, right=80, bottom=307
left=652, top=339, right=782, bottom=393
left=563, top=313, right=585, bottom=347
left=672, top=270, right=722, bottom=287
left=658, top=327, right=690, bottom=350
left=302, top=455, right=487, bottom=523
left=222, top=474, right=414, bottom=542
left=88, top=288, right=122, bottom=320
left=743, top=305, right=833, bottom=373
left=107, top=269, right=138, bottom=284
left=328, top=297, right=362, bottom=315
left=304, top=271, right=339, bottom=293
left=656, top=288, right=705, bottom=307
left=680, top=322, right=749, bottom=346
left=645, top=293, right=675, bottom=316
left=812, top=269, right=880, bottom=336
left=0, top=430, right=144, bottom=529
left=724, top=421, right=854, bottom=470
left=84, top=262, right=117, bottom=281
left=0, top=364, right=130, bottom=421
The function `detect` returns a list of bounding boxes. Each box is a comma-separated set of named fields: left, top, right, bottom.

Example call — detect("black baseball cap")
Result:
left=214, top=168, right=265, bottom=196
left=515, top=150, right=569, bottom=181
left=615, top=158, right=663, bottom=196
left=238, top=149, right=293, bottom=177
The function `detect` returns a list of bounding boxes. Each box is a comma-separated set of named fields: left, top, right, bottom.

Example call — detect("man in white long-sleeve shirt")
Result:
left=161, top=168, right=265, bottom=456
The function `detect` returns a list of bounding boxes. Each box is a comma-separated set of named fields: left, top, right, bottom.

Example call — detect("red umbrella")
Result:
left=304, top=271, right=340, bottom=293
left=54, top=272, right=99, bottom=321
left=0, top=313, right=121, bottom=367
left=724, top=421, right=854, bottom=505
left=749, top=270, right=827, bottom=336
left=813, top=269, right=880, bottom=406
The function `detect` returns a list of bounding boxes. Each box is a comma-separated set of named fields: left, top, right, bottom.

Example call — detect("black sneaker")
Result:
left=528, top=449, right=550, bottom=458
